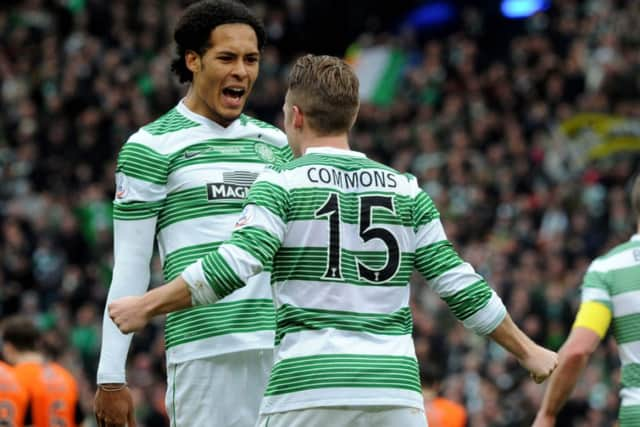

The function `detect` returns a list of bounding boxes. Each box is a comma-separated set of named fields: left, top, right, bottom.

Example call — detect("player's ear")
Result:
left=292, top=105, right=304, bottom=130
left=185, top=50, right=201, bottom=74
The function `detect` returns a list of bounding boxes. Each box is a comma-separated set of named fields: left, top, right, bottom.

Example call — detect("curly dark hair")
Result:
left=171, top=0, right=266, bottom=83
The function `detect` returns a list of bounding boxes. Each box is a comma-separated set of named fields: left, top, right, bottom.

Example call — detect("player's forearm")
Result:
left=539, top=350, right=589, bottom=416
left=142, top=276, right=193, bottom=317
left=489, top=314, right=559, bottom=384
left=97, top=218, right=156, bottom=383
left=108, top=279, right=191, bottom=334
left=539, top=328, right=600, bottom=416
left=98, top=310, right=135, bottom=384
left=489, top=314, right=538, bottom=360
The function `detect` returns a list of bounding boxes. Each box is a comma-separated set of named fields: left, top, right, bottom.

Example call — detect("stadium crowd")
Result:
left=1, top=0, right=639, bottom=425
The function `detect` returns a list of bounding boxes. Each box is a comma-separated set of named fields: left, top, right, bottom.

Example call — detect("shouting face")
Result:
left=187, top=23, right=260, bottom=126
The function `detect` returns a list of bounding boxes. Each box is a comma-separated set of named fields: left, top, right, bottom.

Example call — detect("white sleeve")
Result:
left=96, top=217, right=156, bottom=384
left=182, top=259, right=219, bottom=306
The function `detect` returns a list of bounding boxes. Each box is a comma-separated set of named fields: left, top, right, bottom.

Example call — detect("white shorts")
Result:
left=166, top=349, right=273, bottom=427
left=256, top=406, right=428, bottom=427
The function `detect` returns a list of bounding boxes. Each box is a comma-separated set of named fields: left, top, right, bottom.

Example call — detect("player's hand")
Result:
left=94, top=384, right=136, bottom=427
left=531, top=412, right=555, bottom=427
left=519, top=345, right=558, bottom=384
left=109, top=296, right=149, bottom=333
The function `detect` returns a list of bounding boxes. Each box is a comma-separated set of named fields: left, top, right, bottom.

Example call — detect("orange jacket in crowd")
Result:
left=0, top=361, right=29, bottom=427
left=426, top=396, right=468, bottom=427
left=13, top=361, right=81, bottom=427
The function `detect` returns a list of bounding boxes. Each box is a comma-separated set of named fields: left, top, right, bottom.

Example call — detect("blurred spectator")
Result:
left=422, top=365, right=467, bottom=427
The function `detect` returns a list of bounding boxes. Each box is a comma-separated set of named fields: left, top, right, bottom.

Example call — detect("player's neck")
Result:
left=300, top=133, right=350, bottom=154
left=183, top=89, right=234, bottom=128
left=15, top=351, right=45, bottom=364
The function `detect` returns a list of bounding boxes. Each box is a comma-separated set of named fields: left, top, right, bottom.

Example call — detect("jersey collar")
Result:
left=176, top=100, right=240, bottom=133
left=304, top=147, right=367, bottom=158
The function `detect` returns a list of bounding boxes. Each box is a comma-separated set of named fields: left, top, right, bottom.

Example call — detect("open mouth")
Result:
left=221, top=87, right=246, bottom=110
left=222, top=87, right=246, bottom=99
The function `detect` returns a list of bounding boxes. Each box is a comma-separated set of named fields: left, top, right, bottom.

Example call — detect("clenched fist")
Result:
left=519, top=345, right=559, bottom=384
left=109, top=296, right=149, bottom=334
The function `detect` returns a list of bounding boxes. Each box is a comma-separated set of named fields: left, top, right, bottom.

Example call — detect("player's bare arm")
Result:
left=488, top=314, right=559, bottom=384
left=532, top=326, right=602, bottom=427
left=109, top=277, right=192, bottom=334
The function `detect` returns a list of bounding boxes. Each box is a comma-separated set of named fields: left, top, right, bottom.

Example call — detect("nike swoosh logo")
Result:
left=184, top=150, right=201, bottom=159
left=184, top=147, right=213, bottom=159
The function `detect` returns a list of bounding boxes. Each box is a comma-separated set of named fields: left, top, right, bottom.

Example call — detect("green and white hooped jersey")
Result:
left=114, top=102, right=292, bottom=364
left=580, top=235, right=640, bottom=426
left=187, top=147, right=506, bottom=413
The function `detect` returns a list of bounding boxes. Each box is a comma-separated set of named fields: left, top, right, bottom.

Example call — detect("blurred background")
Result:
left=1, top=0, right=639, bottom=425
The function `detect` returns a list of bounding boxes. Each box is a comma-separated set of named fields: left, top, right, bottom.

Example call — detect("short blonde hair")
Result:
left=287, top=54, right=360, bottom=135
